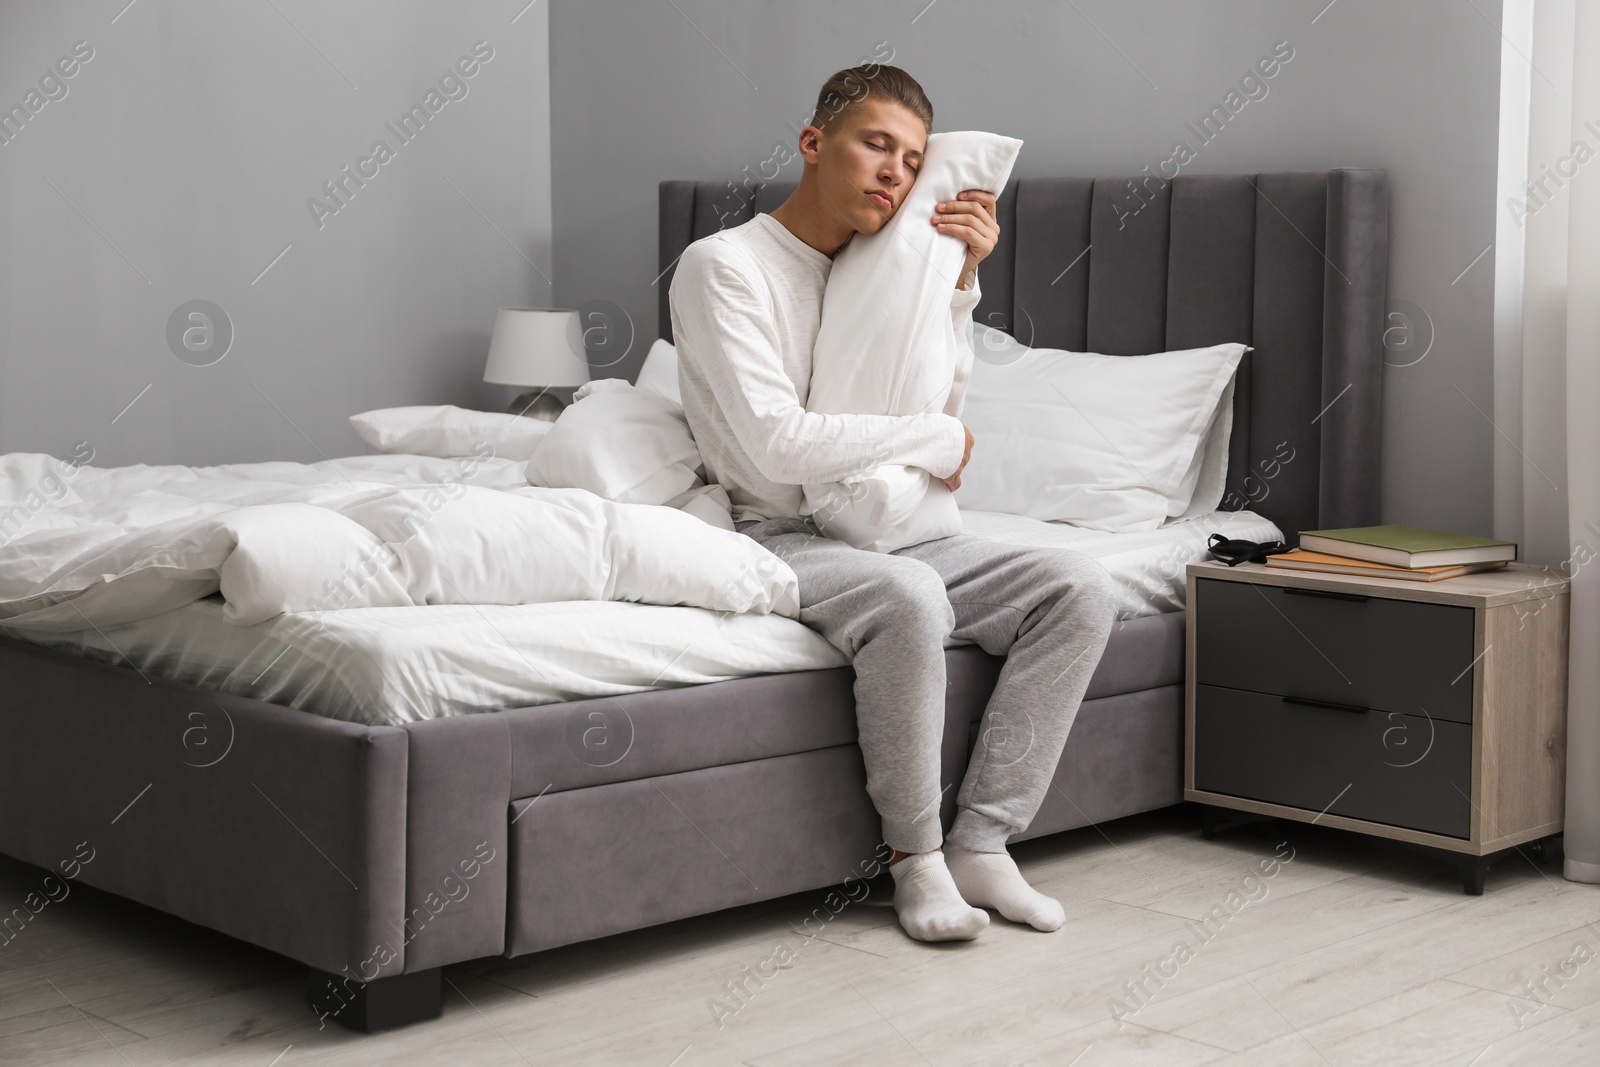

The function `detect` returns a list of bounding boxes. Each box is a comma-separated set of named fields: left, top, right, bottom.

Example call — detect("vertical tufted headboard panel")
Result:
left=657, top=170, right=1388, bottom=542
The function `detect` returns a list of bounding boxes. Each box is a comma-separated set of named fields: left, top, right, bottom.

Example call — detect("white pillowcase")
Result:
left=802, top=130, right=1024, bottom=553
left=634, top=338, right=682, bottom=405
left=350, top=405, right=552, bottom=461
left=954, top=326, right=1247, bottom=532
left=524, top=378, right=734, bottom=530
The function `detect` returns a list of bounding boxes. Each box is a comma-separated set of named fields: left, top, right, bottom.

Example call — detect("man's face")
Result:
left=813, top=96, right=926, bottom=236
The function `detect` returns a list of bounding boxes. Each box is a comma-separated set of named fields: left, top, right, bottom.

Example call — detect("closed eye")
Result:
left=869, top=141, right=919, bottom=173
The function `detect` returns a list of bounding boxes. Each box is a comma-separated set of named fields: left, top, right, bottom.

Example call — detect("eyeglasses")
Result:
left=1207, top=532, right=1289, bottom=567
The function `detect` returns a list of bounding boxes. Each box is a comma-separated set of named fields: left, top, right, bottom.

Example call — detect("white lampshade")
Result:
left=482, top=308, right=590, bottom=387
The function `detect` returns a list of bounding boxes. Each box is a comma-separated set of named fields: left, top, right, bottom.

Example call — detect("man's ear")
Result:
left=796, top=126, right=822, bottom=165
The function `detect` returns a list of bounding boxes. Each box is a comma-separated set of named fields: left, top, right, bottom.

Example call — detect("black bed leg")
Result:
left=307, top=966, right=442, bottom=1032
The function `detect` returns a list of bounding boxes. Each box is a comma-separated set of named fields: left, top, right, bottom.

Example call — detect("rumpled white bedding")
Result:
left=957, top=506, right=1284, bottom=618
left=21, top=595, right=849, bottom=726
left=16, top=501, right=1283, bottom=725
left=0, top=451, right=798, bottom=635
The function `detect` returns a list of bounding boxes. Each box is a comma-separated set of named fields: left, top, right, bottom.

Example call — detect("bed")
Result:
left=0, top=169, right=1388, bottom=1032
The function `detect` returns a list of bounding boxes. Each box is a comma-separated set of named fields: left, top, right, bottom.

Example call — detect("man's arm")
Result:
left=671, top=246, right=967, bottom=485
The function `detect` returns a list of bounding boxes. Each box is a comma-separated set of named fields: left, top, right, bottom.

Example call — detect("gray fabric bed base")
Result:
left=507, top=683, right=1179, bottom=957
left=0, top=612, right=1183, bottom=980
left=0, top=633, right=411, bottom=979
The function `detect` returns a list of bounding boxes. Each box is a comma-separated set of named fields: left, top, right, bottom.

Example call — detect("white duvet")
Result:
left=0, top=451, right=799, bottom=635
left=19, top=505, right=1285, bottom=724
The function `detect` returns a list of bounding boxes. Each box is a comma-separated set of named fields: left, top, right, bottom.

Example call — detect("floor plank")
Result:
left=4, top=808, right=1596, bottom=1066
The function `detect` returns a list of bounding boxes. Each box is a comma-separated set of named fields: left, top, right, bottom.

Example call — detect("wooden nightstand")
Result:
left=1184, top=559, right=1570, bottom=894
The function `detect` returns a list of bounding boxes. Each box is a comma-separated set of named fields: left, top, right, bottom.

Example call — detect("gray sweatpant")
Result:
left=737, top=516, right=1119, bottom=855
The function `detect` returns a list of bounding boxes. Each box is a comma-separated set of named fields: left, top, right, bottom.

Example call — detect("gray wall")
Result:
left=548, top=0, right=1504, bottom=536
left=0, top=0, right=552, bottom=467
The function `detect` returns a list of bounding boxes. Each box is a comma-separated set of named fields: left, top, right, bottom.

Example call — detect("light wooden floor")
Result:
left=3, top=806, right=1597, bottom=1066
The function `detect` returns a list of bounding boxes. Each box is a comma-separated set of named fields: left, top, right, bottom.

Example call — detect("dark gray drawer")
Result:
left=1195, top=577, right=1476, bottom=724
left=1193, top=684, right=1471, bottom=838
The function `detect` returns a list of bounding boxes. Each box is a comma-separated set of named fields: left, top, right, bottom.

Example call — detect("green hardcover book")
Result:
left=1297, top=524, right=1518, bottom=569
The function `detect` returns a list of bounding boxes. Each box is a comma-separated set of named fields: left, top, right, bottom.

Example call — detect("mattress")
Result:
left=21, top=507, right=1281, bottom=725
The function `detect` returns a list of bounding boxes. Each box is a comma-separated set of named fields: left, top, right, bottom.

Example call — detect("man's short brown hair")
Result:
left=809, top=64, right=933, bottom=136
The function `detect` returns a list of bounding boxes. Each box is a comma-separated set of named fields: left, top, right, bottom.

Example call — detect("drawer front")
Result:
left=1195, top=577, right=1476, bottom=724
left=1193, top=684, right=1472, bottom=838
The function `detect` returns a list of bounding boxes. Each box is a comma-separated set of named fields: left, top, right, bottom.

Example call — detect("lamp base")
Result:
left=507, top=390, right=567, bottom=421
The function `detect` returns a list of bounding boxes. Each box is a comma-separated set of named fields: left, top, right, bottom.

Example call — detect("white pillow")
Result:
left=635, top=338, right=682, bottom=405
left=524, top=379, right=734, bottom=529
left=350, top=405, right=552, bottom=461
left=802, top=130, right=1024, bottom=553
left=955, top=326, right=1247, bottom=532
left=1168, top=374, right=1238, bottom=523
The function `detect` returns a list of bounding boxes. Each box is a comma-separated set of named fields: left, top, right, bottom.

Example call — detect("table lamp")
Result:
left=481, top=307, right=590, bottom=420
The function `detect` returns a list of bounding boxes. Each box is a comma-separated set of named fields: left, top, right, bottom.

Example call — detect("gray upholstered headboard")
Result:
left=657, top=170, right=1388, bottom=542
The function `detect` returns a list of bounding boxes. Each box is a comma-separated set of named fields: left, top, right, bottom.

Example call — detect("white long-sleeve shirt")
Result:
left=669, top=211, right=981, bottom=524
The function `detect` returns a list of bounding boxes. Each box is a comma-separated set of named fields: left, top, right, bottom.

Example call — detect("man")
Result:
left=669, top=64, right=1117, bottom=943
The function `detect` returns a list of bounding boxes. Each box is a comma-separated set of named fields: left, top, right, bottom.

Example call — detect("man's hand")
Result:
left=933, top=190, right=1000, bottom=289
left=941, top=424, right=974, bottom=492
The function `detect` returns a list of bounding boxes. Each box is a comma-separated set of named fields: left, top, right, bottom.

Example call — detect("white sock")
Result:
left=889, top=851, right=989, bottom=942
left=944, top=845, right=1066, bottom=932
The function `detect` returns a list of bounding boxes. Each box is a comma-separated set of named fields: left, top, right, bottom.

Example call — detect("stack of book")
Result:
left=1266, top=525, right=1518, bottom=582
